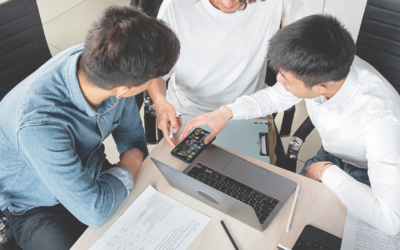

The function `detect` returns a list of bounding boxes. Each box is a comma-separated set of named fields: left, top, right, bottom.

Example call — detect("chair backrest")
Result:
left=0, top=0, right=52, bottom=101
left=355, top=0, right=400, bottom=94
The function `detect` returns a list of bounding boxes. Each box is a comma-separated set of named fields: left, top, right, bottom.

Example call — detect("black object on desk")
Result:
left=293, top=225, right=342, bottom=250
left=221, top=220, right=239, bottom=250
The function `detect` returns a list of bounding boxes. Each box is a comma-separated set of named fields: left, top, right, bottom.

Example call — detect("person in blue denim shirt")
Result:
left=0, top=6, right=180, bottom=250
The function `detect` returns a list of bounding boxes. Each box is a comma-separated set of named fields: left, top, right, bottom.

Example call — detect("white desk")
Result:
left=71, top=136, right=346, bottom=250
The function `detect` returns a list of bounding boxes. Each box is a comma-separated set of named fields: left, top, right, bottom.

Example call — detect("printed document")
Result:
left=341, top=211, right=400, bottom=250
left=90, top=185, right=210, bottom=250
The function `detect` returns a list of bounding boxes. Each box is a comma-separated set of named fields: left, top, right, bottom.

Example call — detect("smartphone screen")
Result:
left=171, top=128, right=214, bottom=163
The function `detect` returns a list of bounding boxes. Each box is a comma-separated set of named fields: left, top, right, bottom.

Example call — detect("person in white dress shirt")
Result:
left=180, top=15, right=400, bottom=235
left=147, top=0, right=304, bottom=155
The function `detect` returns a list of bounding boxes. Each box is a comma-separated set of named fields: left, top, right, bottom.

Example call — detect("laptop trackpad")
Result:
left=221, top=157, right=269, bottom=189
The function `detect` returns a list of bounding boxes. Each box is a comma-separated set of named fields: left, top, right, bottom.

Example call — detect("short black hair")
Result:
left=80, top=6, right=180, bottom=90
left=268, top=15, right=356, bottom=88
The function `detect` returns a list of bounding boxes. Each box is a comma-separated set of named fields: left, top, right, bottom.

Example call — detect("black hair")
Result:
left=268, top=15, right=356, bottom=88
left=80, top=5, right=180, bottom=90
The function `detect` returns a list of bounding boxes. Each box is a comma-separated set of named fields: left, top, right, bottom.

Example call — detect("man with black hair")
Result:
left=0, top=6, right=179, bottom=249
left=180, top=15, right=400, bottom=235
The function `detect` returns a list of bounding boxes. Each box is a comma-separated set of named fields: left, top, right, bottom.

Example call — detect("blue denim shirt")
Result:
left=0, top=44, right=148, bottom=227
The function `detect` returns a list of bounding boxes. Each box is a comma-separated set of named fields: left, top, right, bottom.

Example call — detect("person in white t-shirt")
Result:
left=147, top=0, right=304, bottom=151
left=180, top=15, right=400, bottom=235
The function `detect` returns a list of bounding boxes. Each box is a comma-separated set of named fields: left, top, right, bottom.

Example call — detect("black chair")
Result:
left=0, top=0, right=51, bottom=249
left=283, top=0, right=400, bottom=173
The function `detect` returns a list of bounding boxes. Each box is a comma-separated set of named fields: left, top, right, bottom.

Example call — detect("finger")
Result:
left=180, top=119, right=195, bottom=140
left=304, top=166, right=310, bottom=176
left=170, top=116, right=179, bottom=131
left=176, top=117, right=182, bottom=132
left=167, top=108, right=178, bottom=129
left=160, top=121, right=175, bottom=148
left=204, top=130, right=218, bottom=144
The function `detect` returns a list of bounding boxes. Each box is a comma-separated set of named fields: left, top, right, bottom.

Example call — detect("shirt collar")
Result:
left=315, top=66, right=359, bottom=109
left=202, top=0, right=245, bottom=20
left=65, top=52, right=99, bottom=117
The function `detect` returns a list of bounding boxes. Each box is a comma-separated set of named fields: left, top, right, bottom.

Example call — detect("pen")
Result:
left=286, top=185, right=300, bottom=232
left=221, top=220, right=239, bottom=250
left=277, top=244, right=292, bottom=250
left=169, top=124, right=173, bottom=138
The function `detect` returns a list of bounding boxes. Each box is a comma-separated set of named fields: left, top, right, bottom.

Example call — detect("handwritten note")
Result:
left=90, top=185, right=210, bottom=250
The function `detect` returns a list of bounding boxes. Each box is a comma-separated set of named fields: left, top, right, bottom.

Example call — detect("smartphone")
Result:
left=171, top=127, right=215, bottom=163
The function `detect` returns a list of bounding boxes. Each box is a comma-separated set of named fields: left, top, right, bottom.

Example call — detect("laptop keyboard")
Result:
left=187, top=162, right=279, bottom=224
left=293, top=237, right=331, bottom=250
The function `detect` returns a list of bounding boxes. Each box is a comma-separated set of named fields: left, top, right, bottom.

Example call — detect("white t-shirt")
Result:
left=226, top=56, right=400, bottom=235
left=158, top=0, right=304, bottom=115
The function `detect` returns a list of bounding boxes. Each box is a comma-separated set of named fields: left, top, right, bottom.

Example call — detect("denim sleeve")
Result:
left=18, top=124, right=130, bottom=228
left=100, top=167, right=134, bottom=195
left=112, top=97, right=149, bottom=157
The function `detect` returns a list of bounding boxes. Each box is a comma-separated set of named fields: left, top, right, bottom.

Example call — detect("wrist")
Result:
left=320, top=163, right=334, bottom=181
left=152, top=94, right=167, bottom=106
left=219, top=106, right=233, bottom=121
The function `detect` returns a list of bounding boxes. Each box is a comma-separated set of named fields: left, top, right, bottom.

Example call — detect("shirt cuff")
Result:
left=101, top=167, right=134, bottom=196
left=225, top=101, right=248, bottom=120
left=321, top=165, right=348, bottom=192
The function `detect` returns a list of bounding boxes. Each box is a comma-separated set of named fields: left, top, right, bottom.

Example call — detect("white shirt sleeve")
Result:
left=157, top=0, right=176, bottom=81
left=226, top=82, right=302, bottom=120
left=282, top=0, right=304, bottom=24
left=322, top=121, right=400, bottom=236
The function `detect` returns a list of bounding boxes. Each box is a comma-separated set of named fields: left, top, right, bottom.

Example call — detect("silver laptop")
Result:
left=151, top=144, right=297, bottom=231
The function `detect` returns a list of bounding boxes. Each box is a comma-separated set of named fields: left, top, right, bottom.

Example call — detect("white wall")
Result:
left=303, top=0, right=325, bottom=16
left=323, top=0, right=368, bottom=41
left=301, top=0, right=368, bottom=42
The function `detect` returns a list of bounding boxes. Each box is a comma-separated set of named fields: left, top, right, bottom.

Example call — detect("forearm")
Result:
left=322, top=166, right=400, bottom=235
left=112, top=97, right=149, bottom=156
left=18, top=125, right=133, bottom=228
left=226, top=82, right=302, bottom=120
left=147, top=77, right=167, bottom=104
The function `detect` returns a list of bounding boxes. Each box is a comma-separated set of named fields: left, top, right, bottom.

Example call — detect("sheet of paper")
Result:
left=341, top=211, right=400, bottom=250
left=90, top=185, right=210, bottom=250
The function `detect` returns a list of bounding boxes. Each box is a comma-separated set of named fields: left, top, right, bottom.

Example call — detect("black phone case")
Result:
left=171, top=128, right=215, bottom=163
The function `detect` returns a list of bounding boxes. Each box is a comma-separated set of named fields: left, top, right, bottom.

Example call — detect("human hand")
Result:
left=155, top=98, right=182, bottom=148
left=179, top=106, right=233, bottom=144
left=304, top=161, right=334, bottom=182
left=118, top=148, right=145, bottom=177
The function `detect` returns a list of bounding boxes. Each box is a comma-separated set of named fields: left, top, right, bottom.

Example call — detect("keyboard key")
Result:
left=259, top=215, right=266, bottom=224
left=243, top=197, right=250, bottom=203
left=272, top=199, right=279, bottom=205
left=262, top=205, right=273, bottom=212
left=224, top=177, right=253, bottom=193
left=190, top=171, right=199, bottom=177
left=194, top=167, right=206, bottom=174
left=256, top=197, right=262, bottom=201
left=261, top=200, right=273, bottom=207
left=255, top=202, right=262, bottom=207
left=260, top=209, right=270, bottom=217
left=266, top=196, right=273, bottom=202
